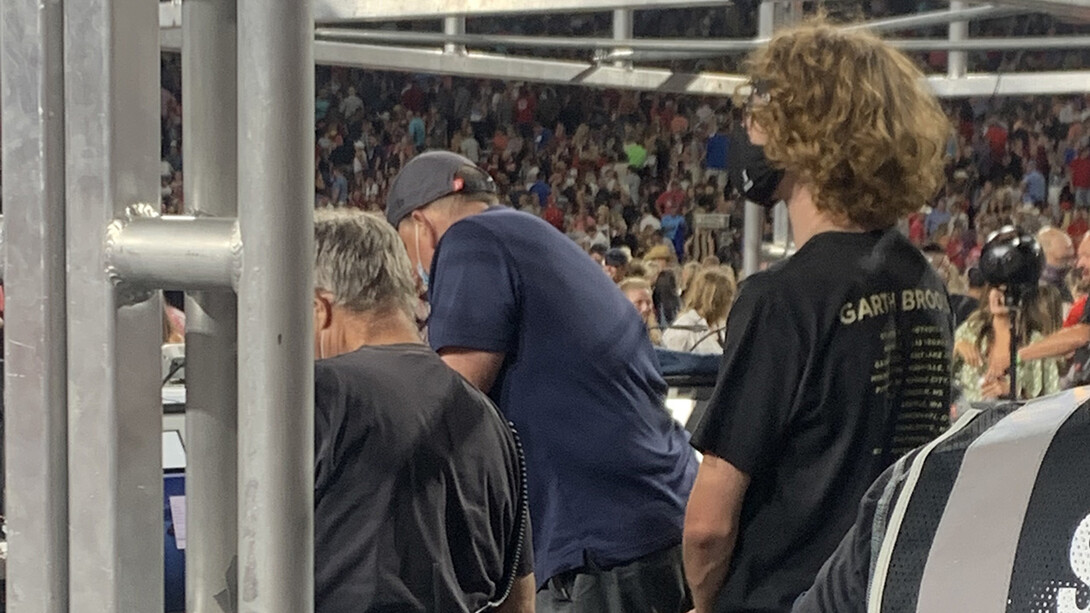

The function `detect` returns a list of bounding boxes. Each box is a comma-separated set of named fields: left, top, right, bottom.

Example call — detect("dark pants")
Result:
left=536, top=544, right=691, bottom=613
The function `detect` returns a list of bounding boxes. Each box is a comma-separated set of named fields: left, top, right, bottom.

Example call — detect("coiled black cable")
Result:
left=473, top=419, right=529, bottom=613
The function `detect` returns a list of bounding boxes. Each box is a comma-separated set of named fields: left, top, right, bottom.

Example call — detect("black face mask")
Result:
left=728, top=125, right=785, bottom=208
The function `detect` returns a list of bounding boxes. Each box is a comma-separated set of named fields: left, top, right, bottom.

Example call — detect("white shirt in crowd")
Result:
left=639, top=213, right=662, bottom=232
left=661, top=310, right=724, bottom=355
left=589, top=230, right=610, bottom=249
left=460, top=136, right=480, bottom=163
left=339, top=94, right=364, bottom=117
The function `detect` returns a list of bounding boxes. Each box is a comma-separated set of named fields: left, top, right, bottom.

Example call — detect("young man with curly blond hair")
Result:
left=683, top=22, right=955, bottom=613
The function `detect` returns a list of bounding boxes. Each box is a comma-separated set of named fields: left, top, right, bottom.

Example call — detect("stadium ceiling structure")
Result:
left=159, top=0, right=1090, bottom=98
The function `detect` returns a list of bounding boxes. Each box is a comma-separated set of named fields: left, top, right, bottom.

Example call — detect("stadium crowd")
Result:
left=110, top=1, right=1082, bottom=420
left=154, top=12, right=1090, bottom=405
left=3, top=9, right=1088, bottom=613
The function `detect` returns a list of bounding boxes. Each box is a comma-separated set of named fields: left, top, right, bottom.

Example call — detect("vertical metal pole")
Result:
left=64, top=0, right=164, bottom=609
left=183, top=0, right=239, bottom=610
left=948, top=1, right=968, bottom=79
left=771, top=202, right=790, bottom=247
left=612, top=9, right=633, bottom=69
left=743, top=0, right=777, bottom=278
left=1, top=0, right=69, bottom=608
left=444, top=16, right=466, bottom=55
left=237, top=0, right=314, bottom=610
left=742, top=203, right=764, bottom=277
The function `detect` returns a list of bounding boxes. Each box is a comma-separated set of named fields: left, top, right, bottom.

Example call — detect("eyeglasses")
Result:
left=742, top=81, right=771, bottom=122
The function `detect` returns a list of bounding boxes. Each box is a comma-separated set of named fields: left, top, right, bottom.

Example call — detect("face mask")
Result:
left=728, top=125, right=785, bottom=208
left=317, top=328, right=329, bottom=360
left=414, top=222, right=430, bottom=293
left=315, top=294, right=330, bottom=360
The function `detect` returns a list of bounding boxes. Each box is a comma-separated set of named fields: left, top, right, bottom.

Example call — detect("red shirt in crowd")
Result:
left=656, top=188, right=685, bottom=217
left=946, top=235, right=967, bottom=272
left=1068, top=216, right=1088, bottom=246
left=1065, top=295, right=1087, bottom=328
left=516, top=92, right=536, bottom=125
left=1070, top=156, right=1090, bottom=189
left=985, top=124, right=1008, bottom=160
left=908, top=213, right=925, bottom=245
left=543, top=203, right=564, bottom=231
left=400, top=83, right=425, bottom=114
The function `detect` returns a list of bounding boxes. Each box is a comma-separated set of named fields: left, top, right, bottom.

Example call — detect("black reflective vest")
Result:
left=870, top=389, right=1090, bottom=613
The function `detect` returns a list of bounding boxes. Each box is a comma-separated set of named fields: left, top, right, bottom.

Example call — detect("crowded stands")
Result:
left=155, top=12, right=1090, bottom=406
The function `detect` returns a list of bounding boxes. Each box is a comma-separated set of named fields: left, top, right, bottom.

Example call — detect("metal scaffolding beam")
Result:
left=844, top=3, right=1022, bottom=31
left=612, top=9, right=634, bottom=69
left=926, top=71, right=1090, bottom=97
left=970, top=0, right=1090, bottom=21
left=162, top=28, right=1090, bottom=97
left=237, top=0, right=315, bottom=610
left=2, top=0, right=70, bottom=609
left=64, top=0, right=165, bottom=608
left=313, top=0, right=732, bottom=22
left=182, top=0, right=241, bottom=611
left=161, top=0, right=1065, bottom=28
left=742, top=0, right=776, bottom=279
left=105, top=216, right=241, bottom=291
left=949, top=1, right=969, bottom=79
left=310, top=40, right=749, bottom=94
left=444, top=16, right=467, bottom=55
left=314, top=29, right=1090, bottom=52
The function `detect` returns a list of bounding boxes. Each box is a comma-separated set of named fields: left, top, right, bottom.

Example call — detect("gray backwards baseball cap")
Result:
left=385, top=150, right=496, bottom=226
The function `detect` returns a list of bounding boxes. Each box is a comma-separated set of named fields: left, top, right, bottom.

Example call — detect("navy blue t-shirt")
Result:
left=427, top=207, right=698, bottom=587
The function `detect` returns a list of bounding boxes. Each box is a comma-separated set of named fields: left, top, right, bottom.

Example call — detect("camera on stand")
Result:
left=977, top=225, right=1045, bottom=401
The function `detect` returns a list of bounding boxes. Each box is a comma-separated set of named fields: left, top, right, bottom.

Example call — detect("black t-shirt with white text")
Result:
left=690, top=228, right=954, bottom=613
left=314, top=344, right=530, bottom=613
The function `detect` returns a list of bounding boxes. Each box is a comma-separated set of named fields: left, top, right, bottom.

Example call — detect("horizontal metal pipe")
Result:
left=606, top=33, right=1090, bottom=60
left=605, top=36, right=1090, bottom=61
left=318, top=28, right=1090, bottom=53
left=313, top=0, right=733, bottom=23
left=167, top=1, right=1023, bottom=31
left=105, top=215, right=241, bottom=291
left=984, top=0, right=1090, bottom=21
left=843, top=4, right=1021, bottom=32
left=894, top=36, right=1090, bottom=51
left=161, top=31, right=1090, bottom=99
left=315, top=27, right=766, bottom=51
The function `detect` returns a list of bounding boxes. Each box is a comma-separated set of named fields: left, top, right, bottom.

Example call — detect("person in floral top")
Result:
left=954, top=284, right=1063, bottom=402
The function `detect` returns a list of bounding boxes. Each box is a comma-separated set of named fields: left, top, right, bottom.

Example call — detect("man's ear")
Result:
left=314, top=292, right=334, bottom=332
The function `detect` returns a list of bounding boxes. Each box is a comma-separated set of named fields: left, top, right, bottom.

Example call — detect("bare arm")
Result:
left=1018, top=324, right=1090, bottom=362
left=493, top=574, right=535, bottom=613
left=683, top=453, right=751, bottom=613
left=440, top=347, right=506, bottom=394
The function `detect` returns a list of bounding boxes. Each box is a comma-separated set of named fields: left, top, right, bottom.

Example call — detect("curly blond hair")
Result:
left=745, top=21, right=949, bottom=230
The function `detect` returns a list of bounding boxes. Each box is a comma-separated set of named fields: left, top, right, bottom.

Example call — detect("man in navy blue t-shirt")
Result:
left=387, top=151, right=698, bottom=612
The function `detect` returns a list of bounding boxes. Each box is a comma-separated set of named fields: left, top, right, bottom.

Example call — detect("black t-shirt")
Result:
left=314, top=344, right=530, bottom=613
left=690, top=228, right=954, bottom=613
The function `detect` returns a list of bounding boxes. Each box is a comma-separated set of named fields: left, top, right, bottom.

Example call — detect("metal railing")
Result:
left=2, top=0, right=314, bottom=610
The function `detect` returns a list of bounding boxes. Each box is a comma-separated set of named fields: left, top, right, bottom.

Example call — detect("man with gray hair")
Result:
left=310, top=209, right=534, bottom=613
